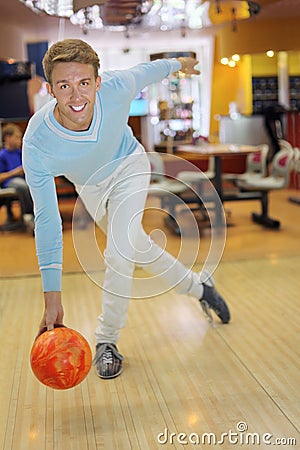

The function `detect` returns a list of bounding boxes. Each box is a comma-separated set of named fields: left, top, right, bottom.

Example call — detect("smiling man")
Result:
left=49, top=61, right=100, bottom=131
left=22, top=39, right=230, bottom=380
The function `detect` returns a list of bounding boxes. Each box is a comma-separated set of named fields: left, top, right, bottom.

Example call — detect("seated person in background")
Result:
left=0, top=123, right=34, bottom=228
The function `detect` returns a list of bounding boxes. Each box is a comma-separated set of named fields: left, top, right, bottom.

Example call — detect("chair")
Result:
left=176, top=156, right=215, bottom=184
left=175, top=157, right=217, bottom=221
left=278, top=139, right=294, bottom=152
left=288, top=147, right=300, bottom=205
left=236, top=147, right=294, bottom=229
left=222, top=144, right=269, bottom=184
left=147, top=151, right=192, bottom=235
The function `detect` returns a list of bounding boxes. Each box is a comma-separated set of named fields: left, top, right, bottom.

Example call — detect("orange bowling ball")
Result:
left=30, top=326, right=92, bottom=390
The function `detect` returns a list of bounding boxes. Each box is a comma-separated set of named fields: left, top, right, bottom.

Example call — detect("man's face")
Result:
left=47, top=62, right=101, bottom=131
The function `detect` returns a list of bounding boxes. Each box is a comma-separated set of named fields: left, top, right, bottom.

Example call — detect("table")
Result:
left=175, top=143, right=261, bottom=202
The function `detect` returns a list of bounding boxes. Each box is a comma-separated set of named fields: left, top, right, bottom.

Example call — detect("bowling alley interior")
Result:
left=0, top=1, right=300, bottom=449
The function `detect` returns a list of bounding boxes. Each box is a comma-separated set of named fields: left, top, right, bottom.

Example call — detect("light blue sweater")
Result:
left=23, top=58, right=181, bottom=292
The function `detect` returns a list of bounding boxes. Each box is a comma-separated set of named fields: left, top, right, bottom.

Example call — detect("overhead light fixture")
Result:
left=19, top=0, right=152, bottom=31
left=220, top=57, right=229, bottom=65
left=143, top=0, right=260, bottom=32
left=19, top=1, right=260, bottom=33
left=70, top=4, right=104, bottom=31
left=232, top=53, right=240, bottom=61
left=19, top=0, right=74, bottom=17
left=19, top=1, right=106, bottom=17
left=209, top=1, right=260, bottom=31
left=266, top=50, right=275, bottom=58
left=220, top=54, right=241, bottom=66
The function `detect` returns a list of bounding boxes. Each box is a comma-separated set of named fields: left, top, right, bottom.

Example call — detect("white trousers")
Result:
left=76, top=147, right=202, bottom=344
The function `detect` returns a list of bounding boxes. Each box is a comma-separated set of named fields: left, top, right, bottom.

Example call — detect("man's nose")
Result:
left=70, top=86, right=81, bottom=100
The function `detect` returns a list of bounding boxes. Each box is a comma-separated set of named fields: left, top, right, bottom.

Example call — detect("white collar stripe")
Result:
left=44, top=95, right=101, bottom=142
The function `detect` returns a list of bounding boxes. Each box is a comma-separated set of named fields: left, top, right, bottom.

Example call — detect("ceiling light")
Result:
left=19, top=1, right=261, bottom=33
left=19, top=0, right=74, bottom=17
left=220, top=57, right=229, bottom=65
left=19, top=1, right=107, bottom=18
left=266, top=50, right=275, bottom=58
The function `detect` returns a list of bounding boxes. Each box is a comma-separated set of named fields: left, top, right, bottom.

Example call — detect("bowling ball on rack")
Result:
left=30, top=325, right=92, bottom=390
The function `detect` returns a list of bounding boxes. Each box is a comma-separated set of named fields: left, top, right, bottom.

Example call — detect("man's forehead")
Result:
left=52, top=62, right=94, bottom=78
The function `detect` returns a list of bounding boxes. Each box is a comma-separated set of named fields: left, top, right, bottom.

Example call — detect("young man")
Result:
left=0, top=123, right=34, bottom=228
left=23, top=39, right=230, bottom=380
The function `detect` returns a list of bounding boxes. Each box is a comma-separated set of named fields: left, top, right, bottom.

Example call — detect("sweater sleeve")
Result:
left=102, top=59, right=182, bottom=100
left=128, top=59, right=182, bottom=98
left=22, top=140, right=63, bottom=292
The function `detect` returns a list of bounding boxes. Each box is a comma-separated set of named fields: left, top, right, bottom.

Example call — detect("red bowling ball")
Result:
left=30, top=326, right=92, bottom=390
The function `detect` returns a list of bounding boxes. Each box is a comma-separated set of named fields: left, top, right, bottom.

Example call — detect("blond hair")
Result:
left=42, top=39, right=100, bottom=85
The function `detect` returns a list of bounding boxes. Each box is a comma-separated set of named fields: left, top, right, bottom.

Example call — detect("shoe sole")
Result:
left=95, top=366, right=123, bottom=379
left=201, top=274, right=231, bottom=324
left=201, top=297, right=230, bottom=324
left=215, top=292, right=230, bottom=323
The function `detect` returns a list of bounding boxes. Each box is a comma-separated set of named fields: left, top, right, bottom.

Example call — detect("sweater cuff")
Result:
left=166, top=59, right=182, bottom=75
left=41, top=268, right=62, bottom=292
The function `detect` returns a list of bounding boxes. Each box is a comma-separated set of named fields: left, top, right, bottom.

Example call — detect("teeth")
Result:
left=71, top=105, right=85, bottom=111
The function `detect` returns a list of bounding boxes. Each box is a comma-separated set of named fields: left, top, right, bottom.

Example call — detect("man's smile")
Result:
left=70, top=104, right=86, bottom=112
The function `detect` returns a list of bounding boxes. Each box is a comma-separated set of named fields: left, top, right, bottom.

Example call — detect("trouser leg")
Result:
left=133, top=227, right=202, bottom=298
left=77, top=150, right=151, bottom=344
left=95, top=157, right=152, bottom=343
left=77, top=150, right=202, bottom=345
left=96, top=207, right=201, bottom=343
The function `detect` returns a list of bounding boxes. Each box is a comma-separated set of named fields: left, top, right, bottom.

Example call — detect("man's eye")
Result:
left=60, top=84, right=68, bottom=89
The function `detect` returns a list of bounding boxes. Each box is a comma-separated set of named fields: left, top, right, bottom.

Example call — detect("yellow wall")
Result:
left=251, top=54, right=278, bottom=76
left=210, top=52, right=252, bottom=139
left=288, top=51, right=300, bottom=75
left=237, top=55, right=252, bottom=115
left=218, top=18, right=300, bottom=57
left=210, top=49, right=300, bottom=139
left=210, top=16, right=300, bottom=139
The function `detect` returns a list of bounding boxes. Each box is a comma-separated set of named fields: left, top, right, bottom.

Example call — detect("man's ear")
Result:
left=46, top=82, right=55, bottom=98
left=96, top=76, right=101, bottom=92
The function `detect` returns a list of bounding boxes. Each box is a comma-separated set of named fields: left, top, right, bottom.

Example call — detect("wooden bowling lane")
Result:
left=0, top=254, right=299, bottom=449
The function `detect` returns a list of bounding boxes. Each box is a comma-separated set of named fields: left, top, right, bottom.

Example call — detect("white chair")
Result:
left=175, top=157, right=217, bottom=222
left=288, top=147, right=300, bottom=204
left=222, top=144, right=269, bottom=184
left=289, top=146, right=300, bottom=186
left=148, top=151, right=189, bottom=196
left=147, top=151, right=192, bottom=234
left=176, top=156, right=215, bottom=184
left=278, top=139, right=294, bottom=152
left=236, top=147, right=294, bottom=228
